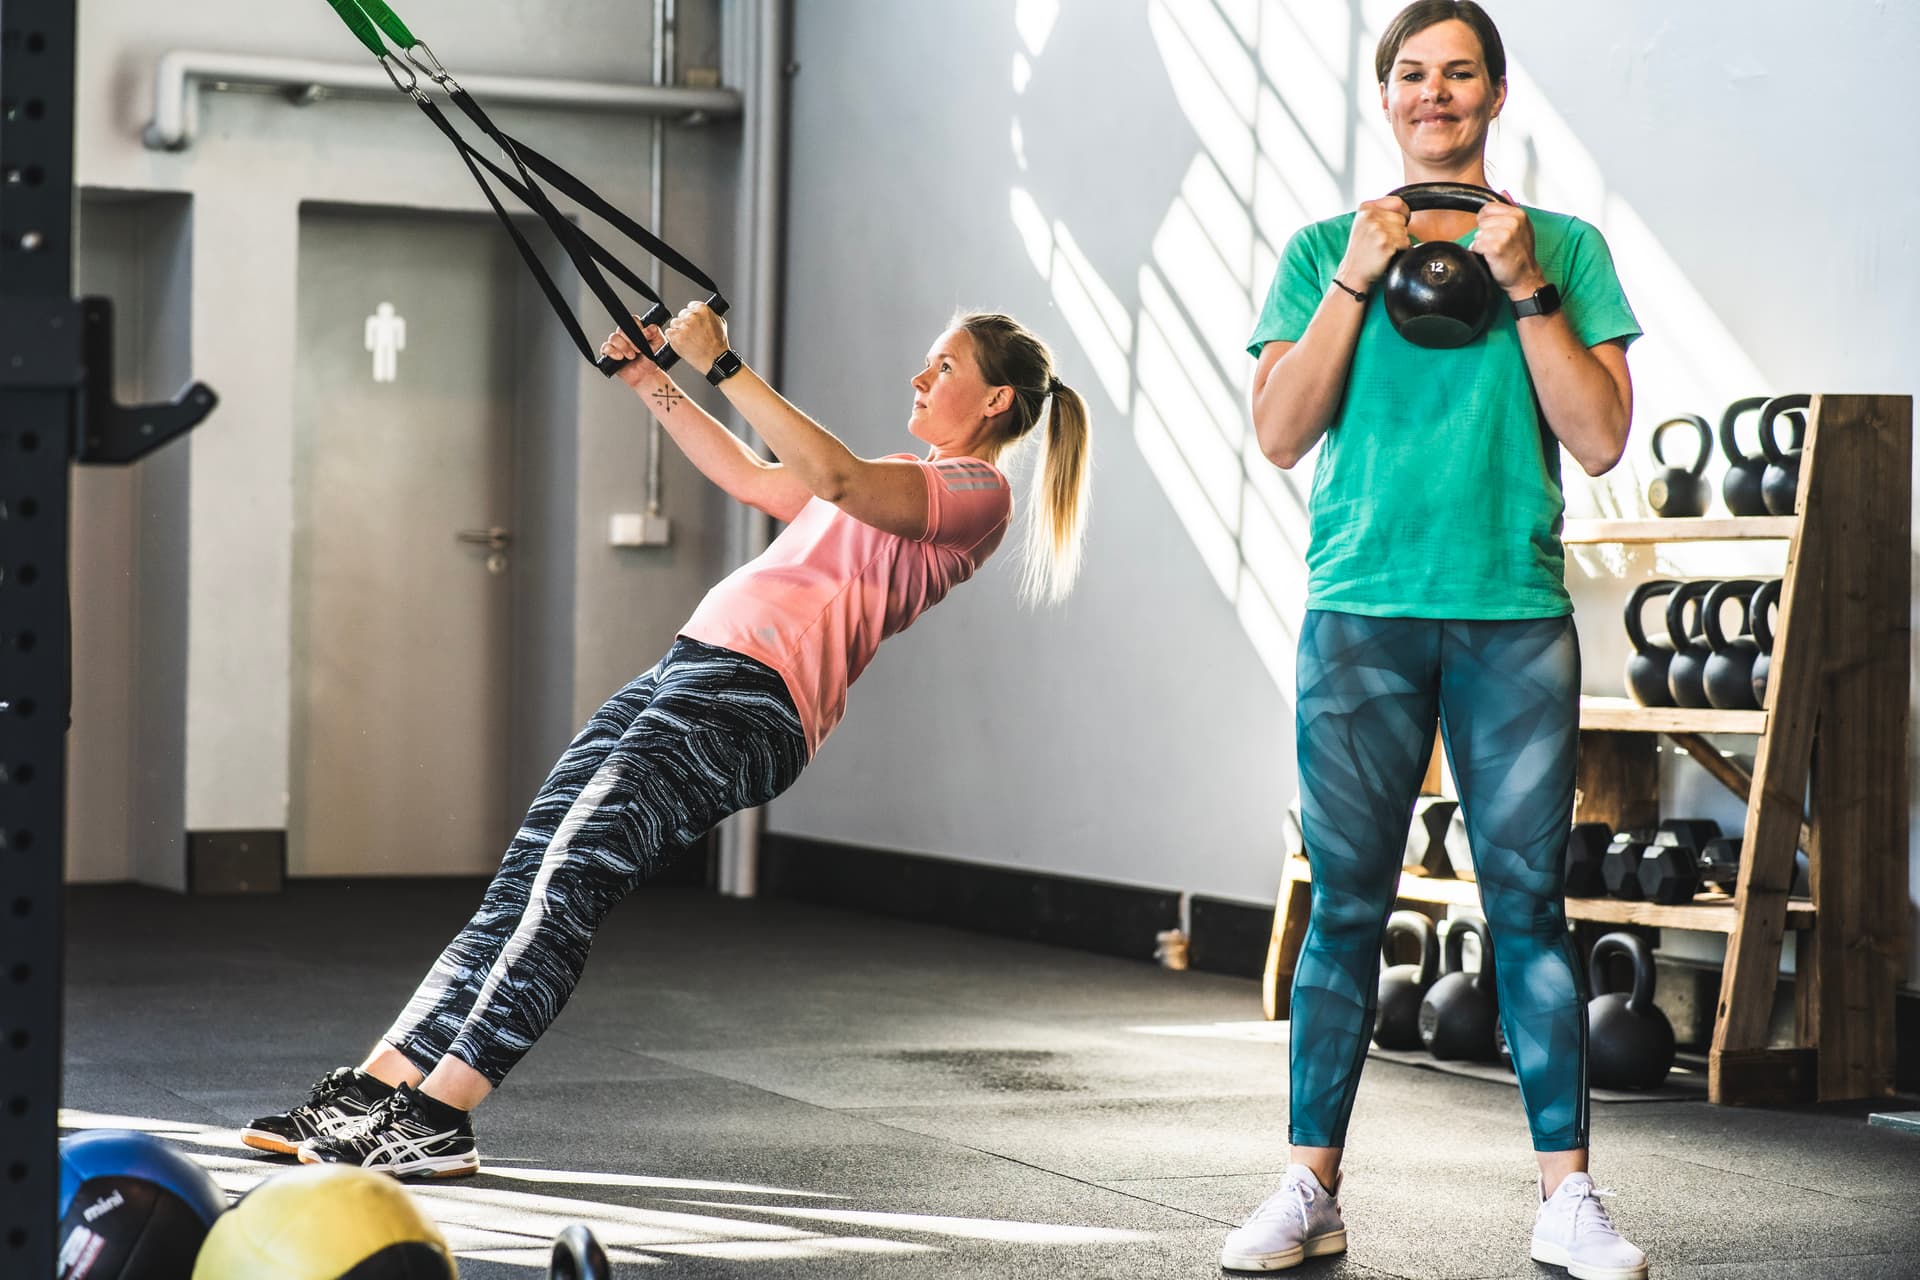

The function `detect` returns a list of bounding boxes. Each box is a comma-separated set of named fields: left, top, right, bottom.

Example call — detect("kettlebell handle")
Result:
left=1700, top=578, right=1761, bottom=651
left=1650, top=415, right=1712, bottom=479
left=1750, top=579, right=1781, bottom=653
left=1388, top=181, right=1512, bottom=215
left=1663, top=579, right=1713, bottom=657
left=1441, top=915, right=1496, bottom=993
left=1383, top=910, right=1440, bottom=984
left=1623, top=579, right=1680, bottom=655
left=1719, top=395, right=1805, bottom=467
left=1587, top=931, right=1657, bottom=1014
left=1758, top=393, right=1813, bottom=465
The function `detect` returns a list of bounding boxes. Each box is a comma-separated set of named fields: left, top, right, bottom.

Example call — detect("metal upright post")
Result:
left=1, top=3, right=82, bottom=1271
left=2, top=2, right=215, bottom=1267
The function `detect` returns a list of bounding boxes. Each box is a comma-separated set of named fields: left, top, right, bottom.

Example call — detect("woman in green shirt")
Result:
left=1226, top=4, right=1648, bottom=1278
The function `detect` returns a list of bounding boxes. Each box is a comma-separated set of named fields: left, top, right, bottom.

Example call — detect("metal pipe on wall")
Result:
left=714, top=0, right=789, bottom=898
left=142, top=50, right=741, bottom=151
left=643, top=0, right=677, bottom=520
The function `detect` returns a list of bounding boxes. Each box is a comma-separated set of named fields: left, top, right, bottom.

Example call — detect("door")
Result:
left=291, top=206, right=520, bottom=876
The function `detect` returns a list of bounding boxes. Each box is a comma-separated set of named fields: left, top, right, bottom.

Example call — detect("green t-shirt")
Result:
left=1247, top=208, right=1641, bottom=619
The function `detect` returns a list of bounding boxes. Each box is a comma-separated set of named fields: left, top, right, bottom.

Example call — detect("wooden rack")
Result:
left=1262, top=394, right=1912, bottom=1105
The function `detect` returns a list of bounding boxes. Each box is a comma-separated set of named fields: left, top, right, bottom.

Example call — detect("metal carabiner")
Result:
left=404, top=41, right=456, bottom=88
left=379, top=52, right=421, bottom=96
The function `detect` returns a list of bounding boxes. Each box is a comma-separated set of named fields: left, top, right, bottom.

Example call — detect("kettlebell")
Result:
left=1418, top=915, right=1499, bottom=1061
left=1374, top=911, right=1441, bottom=1050
left=1646, top=415, right=1712, bottom=517
left=1758, top=392, right=1813, bottom=515
left=1663, top=579, right=1716, bottom=708
left=1701, top=578, right=1763, bottom=711
left=1749, top=578, right=1781, bottom=707
left=1380, top=183, right=1511, bottom=348
left=1622, top=579, right=1681, bottom=707
left=1585, top=932, right=1676, bottom=1090
left=552, top=1224, right=612, bottom=1280
left=1719, top=396, right=1805, bottom=517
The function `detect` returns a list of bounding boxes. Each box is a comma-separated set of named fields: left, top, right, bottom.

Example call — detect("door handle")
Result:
left=455, top=527, right=512, bottom=552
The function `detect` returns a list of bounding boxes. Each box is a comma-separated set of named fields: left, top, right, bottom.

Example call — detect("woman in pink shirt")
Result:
left=241, top=306, right=1091, bottom=1178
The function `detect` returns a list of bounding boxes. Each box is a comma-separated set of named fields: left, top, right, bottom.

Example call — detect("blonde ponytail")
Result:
left=953, top=311, right=1093, bottom=606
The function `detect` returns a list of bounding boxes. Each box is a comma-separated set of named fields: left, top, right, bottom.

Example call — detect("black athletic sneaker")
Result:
left=298, top=1083, right=480, bottom=1178
left=241, top=1067, right=397, bottom=1156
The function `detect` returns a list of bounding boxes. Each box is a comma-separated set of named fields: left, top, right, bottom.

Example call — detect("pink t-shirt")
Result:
left=680, top=454, right=1012, bottom=757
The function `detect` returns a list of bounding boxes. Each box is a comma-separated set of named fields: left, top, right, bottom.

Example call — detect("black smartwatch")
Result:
left=1511, top=283, right=1562, bottom=320
left=706, top=348, right=745, bottom=385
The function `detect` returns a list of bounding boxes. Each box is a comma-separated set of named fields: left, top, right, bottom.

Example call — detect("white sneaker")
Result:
left=1530, top=1172, right=1648, bottom=1280
left=1219, top=1164, right=1347, bottom=1272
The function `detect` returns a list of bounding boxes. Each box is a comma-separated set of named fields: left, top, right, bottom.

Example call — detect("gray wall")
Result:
left=69, top=0, right=741, bottom=878
left=773, top=1, right=1920, bottom=982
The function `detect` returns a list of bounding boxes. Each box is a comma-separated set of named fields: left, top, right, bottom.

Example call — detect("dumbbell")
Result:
left=1695, top=837, right=1811, bottom=898
left=1565, top=823, right=1612, bottom=898
left=1403, top=797, right=1459, bottom=878
left=1634, top=819, right=1718, bottom=904
left=1601, top=830, right=1655, bottom=900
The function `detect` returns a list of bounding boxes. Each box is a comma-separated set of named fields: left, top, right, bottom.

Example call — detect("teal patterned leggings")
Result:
left=1290, top=611, right=1588, bottom=1152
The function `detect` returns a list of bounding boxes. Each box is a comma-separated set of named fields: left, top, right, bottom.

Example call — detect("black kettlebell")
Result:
left=1646, top=415, right=1712, bottom=517
left=1622, top=579, right=1681, bottom=707
left=1749, top=578, right=1781, bottom=707
left=1719, top=396, right=1805, bottom=517
left=552, top=1224, right=612, bottom=1280
left=1380, top=183, right=1510, bottom=349
left=1701, top=578, right=1763, bottom=711
left=1374, top=911, right=1441, bottom=1050
left=1586, top=932, right=1675, bottom=1090
left=1418, top=915, right=1499, bottom=1061
left=1758, top=393, right=1812, bottom=515
left=1663, top=579, right=1715, bottom=708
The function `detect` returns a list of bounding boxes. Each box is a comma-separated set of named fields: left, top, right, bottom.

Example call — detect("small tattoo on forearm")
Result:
left=652, top=386, right=686, bottom=414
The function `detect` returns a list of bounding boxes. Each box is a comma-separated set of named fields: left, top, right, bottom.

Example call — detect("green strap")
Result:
left=321, top=0, right=391, bottom=59
left=345, top=0, right=419, bottom=51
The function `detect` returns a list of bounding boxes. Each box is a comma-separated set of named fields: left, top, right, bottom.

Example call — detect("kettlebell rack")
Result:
left=1262, top=394, right=1912, bottom=1107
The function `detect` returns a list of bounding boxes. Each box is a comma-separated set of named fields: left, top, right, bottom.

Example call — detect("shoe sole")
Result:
left=1220, top=1228, right=1347, bottom=1272
left=240, top=1129, right=301, bottom=1156
left=297, top=1148, right=481, bottom=1180
left=1530, top=1237, right=1647, bottom=1280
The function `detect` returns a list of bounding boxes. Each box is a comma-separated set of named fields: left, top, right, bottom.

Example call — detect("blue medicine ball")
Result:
left=57, top=1129, right=227, bottom=1280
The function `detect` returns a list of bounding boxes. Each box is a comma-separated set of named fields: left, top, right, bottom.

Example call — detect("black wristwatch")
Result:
left=1511, top=283, right=1562, bottom=320
left=706, top=348, right=745, bottom=385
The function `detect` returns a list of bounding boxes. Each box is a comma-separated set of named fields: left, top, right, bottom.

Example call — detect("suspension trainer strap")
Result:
left=318, top=0, right=730, bottom=377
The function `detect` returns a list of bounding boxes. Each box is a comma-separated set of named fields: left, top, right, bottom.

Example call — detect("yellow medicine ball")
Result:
left=191, top=1164, right=457, bottom=1279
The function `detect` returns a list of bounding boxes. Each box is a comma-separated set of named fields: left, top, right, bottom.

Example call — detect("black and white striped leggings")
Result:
left=383, top=637, right=807, bottom=1084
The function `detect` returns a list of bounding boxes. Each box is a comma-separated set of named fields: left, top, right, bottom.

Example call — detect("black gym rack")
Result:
left=1, top=1, right=217, bottom=1271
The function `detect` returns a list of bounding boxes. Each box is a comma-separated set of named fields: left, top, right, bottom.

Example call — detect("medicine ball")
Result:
left=191, top=1164, right=456, bottom=1279
left=57, top=1129, right=227, bottom=1280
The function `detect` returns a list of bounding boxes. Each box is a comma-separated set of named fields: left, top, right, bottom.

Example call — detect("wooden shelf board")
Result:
left=1563, top=517, right=1798, bottom=544
left=1580, top=696, right=1767, bottom=735
left=1282, top=859, right=1815, bottom=934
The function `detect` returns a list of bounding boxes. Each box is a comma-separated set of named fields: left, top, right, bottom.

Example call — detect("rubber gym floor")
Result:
left=62, top=879, right=1920, bottom=1278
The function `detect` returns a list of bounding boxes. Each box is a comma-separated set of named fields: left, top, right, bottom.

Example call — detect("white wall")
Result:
left=69, top=0, right=742, bottom=879
left=773, top=1, right=1920, bottom=983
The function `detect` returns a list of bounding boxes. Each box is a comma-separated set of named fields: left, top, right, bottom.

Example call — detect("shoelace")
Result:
left=1254, top=1175, right=1318, bottom=1231
left=305, top=1067, right=357, bottom=1103
left=1567, top=1184, right=1621, bottom=1240
left=332, top=1087, right=412, bottom=1141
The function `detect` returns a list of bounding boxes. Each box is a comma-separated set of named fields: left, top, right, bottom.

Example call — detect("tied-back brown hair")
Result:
left=1374, top=0, right=1507, bottom=86
left=954, top=311, right=1091, bottom=606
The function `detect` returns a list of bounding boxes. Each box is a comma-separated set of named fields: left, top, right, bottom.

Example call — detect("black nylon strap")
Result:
left=411, top=93, right=666, bottom=367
